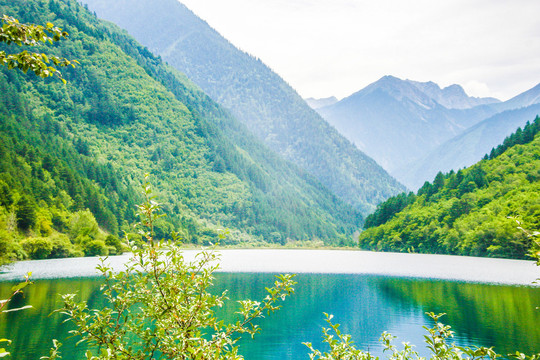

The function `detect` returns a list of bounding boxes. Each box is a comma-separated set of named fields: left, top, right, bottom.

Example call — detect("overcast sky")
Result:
left=179, top=0, right=540, bottom=101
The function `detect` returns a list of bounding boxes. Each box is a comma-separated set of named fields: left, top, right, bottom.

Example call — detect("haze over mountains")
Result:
left=305, top=97, right=338, bottom=110
left=81, top=0, right=540, bottom=200
left=399, top=104, right=540, bottom=188
left=316, top=76, right=540, bottom=188
left=82, top=0, right=405, bottom=214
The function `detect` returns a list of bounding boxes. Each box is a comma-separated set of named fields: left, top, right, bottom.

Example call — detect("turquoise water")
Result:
left=1, top=271, right=539, bottom=359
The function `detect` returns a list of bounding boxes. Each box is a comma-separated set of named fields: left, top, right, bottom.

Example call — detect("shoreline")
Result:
left=0, top=249, right=538, bottom=286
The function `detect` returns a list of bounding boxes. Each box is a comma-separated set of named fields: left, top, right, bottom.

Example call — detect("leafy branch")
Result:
left=305, top=312, right=539, bottom=360
left=0, top=15, right=78, bottom=83
left=0, top=272, right=33, bottom=358
left=49, top=176, right=295, bottom=359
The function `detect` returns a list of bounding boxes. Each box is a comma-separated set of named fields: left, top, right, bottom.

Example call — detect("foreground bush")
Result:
left=44, top=179, right=295, bottom=359
left=305, top=312, right=539, bottom=360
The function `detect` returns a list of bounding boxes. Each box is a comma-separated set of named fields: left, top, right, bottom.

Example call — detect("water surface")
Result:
left=1, top=250, right=539, bottom=359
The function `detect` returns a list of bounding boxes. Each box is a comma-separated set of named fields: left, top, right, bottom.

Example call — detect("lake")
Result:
left=1, top=250, right=539, bottom=359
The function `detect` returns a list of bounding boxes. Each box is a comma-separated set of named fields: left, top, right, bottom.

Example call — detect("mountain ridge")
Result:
left=317, top=75, right=482, bottom=176
left=305, top=96, right=338, bottom=110
left=81, top=0, right=406, bottom=213
left=397, top=103, right=540, bottom=189
left=318, top=75, right=540, bottom=188
left=406, top=80, right=500, bottom=109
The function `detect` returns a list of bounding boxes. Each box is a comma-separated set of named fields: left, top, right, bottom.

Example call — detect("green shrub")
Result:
left=104, top=234, right=123, bottom=255
left=81, top=239, right=108, bottom=257
left=0, top=230, right=12, bottom=265
left=49, top=234, right=81, bottom=258
left=69, top=210, right=99, bottom=241
left=125, top=232, right=144, bottom=248
left=21, top=237, right=54, bottom=259
left=48, top=179, right=295, bottom=359
left=305, top=313, right=539, bottom=360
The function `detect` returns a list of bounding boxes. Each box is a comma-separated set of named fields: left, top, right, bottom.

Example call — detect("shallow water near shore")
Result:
left=1, top=249, right=538, bottom=285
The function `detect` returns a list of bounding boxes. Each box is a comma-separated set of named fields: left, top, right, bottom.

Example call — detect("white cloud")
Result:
left=463, top=81, right=493, bottom=99
left=179, top=0, right=540, bottom=101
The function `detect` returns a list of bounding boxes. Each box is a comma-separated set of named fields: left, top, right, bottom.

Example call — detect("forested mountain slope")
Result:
left=81, top=0, right=406, bottom=213
left=359, top=117, right=540, bottom=259
left=0, top=0, right=363, bottom=264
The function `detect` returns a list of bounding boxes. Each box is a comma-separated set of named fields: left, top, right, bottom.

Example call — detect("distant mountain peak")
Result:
left=407, top=79, right=500, bottom=109
left=443, top=83, right=467, bottom=95
left=353, top=75, right=438, bottom=110
left=305, top=96, right=338, bottom=110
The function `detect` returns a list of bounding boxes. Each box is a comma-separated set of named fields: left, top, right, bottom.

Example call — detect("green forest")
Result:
left=0, top=0, right=364, bottom=265
left=360, top=117, right=540, bottom=259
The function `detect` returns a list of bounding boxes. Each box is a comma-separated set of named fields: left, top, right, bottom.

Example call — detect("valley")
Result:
left=0, top=1, right=539, bottom=359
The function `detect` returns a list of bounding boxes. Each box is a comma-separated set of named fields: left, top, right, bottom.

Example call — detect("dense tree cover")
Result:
left=359, top=118, right=540, bottom=259
left=0, top=14, right=134, bottom=265
left=363, top=191, right=417, bottom=229
left=81, top=0, right=406, bottom=214
left=486, top=116, right=540, bottom=160
left=0, top=0, right=362, bottom=265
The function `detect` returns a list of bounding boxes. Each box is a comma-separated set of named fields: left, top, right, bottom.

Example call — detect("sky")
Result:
left=179, top=0, right=540, bottom=101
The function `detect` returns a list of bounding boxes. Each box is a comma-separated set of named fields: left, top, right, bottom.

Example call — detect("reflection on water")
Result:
left=1, top=273, right=539, bottom=359
left=377, top=278, right=540, bottom=355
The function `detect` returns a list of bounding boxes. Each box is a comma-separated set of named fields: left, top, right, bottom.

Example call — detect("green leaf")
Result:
left=10, top=282, right=30, bottom=293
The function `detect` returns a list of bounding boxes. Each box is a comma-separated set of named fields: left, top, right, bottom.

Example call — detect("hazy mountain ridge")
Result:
left=407, top=80, right=500, bottom=109
left=494, top=83, right=540, bottom=111
left=305, top=96, right=338, bottom=109
left=82, top=0, right=406, bottom=214
left=318, top=75, right=540, bottom=188
left=317, top=75, right=486, bottom=175
left=398, top=103, right=540, bottom=189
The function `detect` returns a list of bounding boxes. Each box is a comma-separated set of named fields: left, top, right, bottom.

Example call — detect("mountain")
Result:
left=317, top=76, right=499, bottom=175
left=494, top=83, right=540, bottom=111
left=359, top=117, right=540, bottom=260
left=0, top=0, right=367, bottom=265
left=398, top=103, right=540, bottom=189
left=407, top=80, right=500, bottom=109
left=305, top=96, right=338, bottom=110
left=80, top=0, right=406, bottom=213
left=317, top=76, right=540, bottom=188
